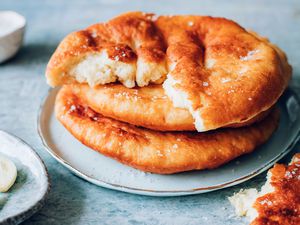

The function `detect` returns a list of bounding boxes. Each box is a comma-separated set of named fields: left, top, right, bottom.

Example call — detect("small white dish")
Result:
left=0, top=131, right=49, bottom=224
left=38, top=87, right=300, bottom=197
left=0, top=11, right=26, bottom=63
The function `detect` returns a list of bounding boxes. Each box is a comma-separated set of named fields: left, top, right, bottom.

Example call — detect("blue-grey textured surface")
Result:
left=0, top=0, right=300, bottom=224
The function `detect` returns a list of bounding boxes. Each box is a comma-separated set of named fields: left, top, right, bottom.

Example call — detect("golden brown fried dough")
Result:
left=46, top=12, right=291, bottom=132
left=55, top=86, right=279, bottom=174
left=69, top=83, right=273, bottom=131
left=230, top=154, right=300, bottom=224
left=251, top=154, right=300, bottom=225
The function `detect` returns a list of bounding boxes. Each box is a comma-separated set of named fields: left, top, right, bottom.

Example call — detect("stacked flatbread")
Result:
left=45, top=12, right=291, bottom=174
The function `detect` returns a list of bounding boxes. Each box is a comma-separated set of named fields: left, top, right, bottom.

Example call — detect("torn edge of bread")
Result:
left=228, top=171, right=274, bottom=221
left=65, top=50, right=168, bottom=88
left=228, top=154, right=299, bottom=222
left=70, top=51, right=136, bottom=88
left=162, top=74, right=205, bottom=132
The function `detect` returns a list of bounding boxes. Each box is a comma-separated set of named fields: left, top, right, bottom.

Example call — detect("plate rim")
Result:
left=0, top=130, right=50, bottom=225
left=37, top=87, right=300, bottom=196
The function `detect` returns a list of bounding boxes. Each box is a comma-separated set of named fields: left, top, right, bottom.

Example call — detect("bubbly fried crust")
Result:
left=69, top=83, right=273, bottom=131
left=55, top=86, right=279, bottom=174
left=159, top=14, right=291, bottom=131
left=251, top=154, right=300, bottom=225
left=46, top=11, right=291, bottom=132
left=70, top=83, right=195, bottom=131
left=46, top=12, right=167, bottom=88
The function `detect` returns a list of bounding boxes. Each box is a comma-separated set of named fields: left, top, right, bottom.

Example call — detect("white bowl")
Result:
left=0, top=11, right=26, bottom=63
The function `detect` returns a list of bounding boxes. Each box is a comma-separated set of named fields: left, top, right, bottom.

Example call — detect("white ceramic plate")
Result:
left=38, top=87, right=300, bottom=196
left=0, top=131, right=49, bottom=225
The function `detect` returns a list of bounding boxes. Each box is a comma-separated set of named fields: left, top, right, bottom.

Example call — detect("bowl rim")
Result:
left=0, top=10, right=26, bottom=38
